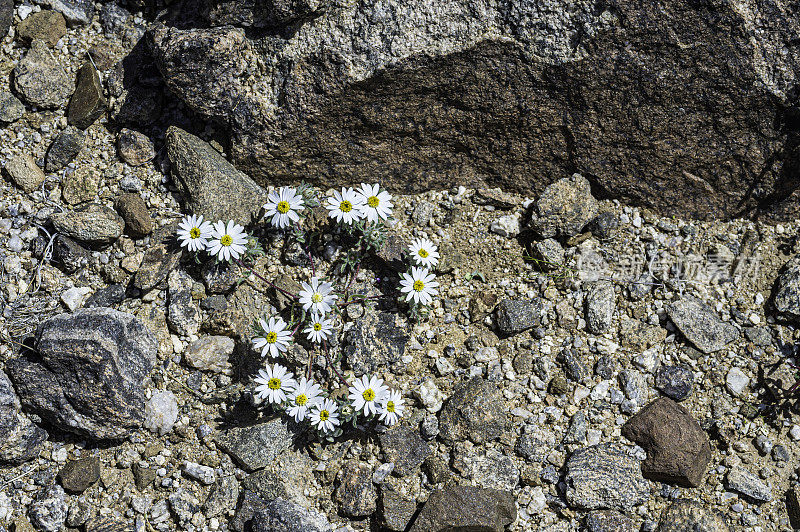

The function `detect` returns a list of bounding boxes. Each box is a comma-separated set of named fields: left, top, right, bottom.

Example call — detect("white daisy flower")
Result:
left=326, top=187, right=365, bottom=225
left=254, top=363, right=297, bottom=404
left=355, top=183, right=393, bottom=223
left=408, top=237, right=440, bottom=269
left=310, top=398, right=340, bottom=433
left=287, top=377, right=322, bottom=422
left=348, top=375, right=389, bottom=417
left=177, top=214, right=213, bottom=252
left=253, top=316, right=292, bottom=358
left=263, top=186, right=305, bottom=229
left=378, top=389, right=405, bottom=426
left=303, top=314, right=333, bottom=343
left=207, top=220, right=248, bottom=262
left=299, top=277, right=337, bottom=316
left=399, top=267, right=439, bottom=306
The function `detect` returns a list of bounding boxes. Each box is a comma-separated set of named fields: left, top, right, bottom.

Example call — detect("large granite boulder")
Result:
left=6, top=308, right=158, bottom=440
left=149, top=0, right=800, bottom=220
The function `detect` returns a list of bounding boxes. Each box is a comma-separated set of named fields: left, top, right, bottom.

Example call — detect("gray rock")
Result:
left=530, top=238, right=565, bottom=270
left=655, top=365, right=694, bottom=401
left=53, top=235, right=90, bottom=273
left=564, top=410, right=587, bottom=444
left=46, top=126, right=85, bottom=172
left=656, top=499, right=730, bottom=532
left=13, top=40, right=74, bottom=109
left=439, top=377, right=509, bottom=445
left=587, top=212, right=620, bottom=241
left=168, top=488, right=200, bottom=528
left=665, top=296, right=738, bottom=354
left=117, top=129, right=155, bottom=166
left=182, top=461, right=215, bottom=485
left=379, top=424, right=431, bottom=476
left=214, top=418, right=295, bottom=471
left=379, top=476, right=419, bottom=531
left=251, top=498, right=333, bottom=532
left=453, top=448, right=520, bottom=491
left=586, top=510, right=636, bottom=532
left=619, top=370, right=649, bottom=408
left=50, top=203, right=124, bottom=245
left=774, top=255, right=800, bottom=322
left=167, top=270, right=201, bottom=336
left=529, top=174, right=598, bottom=238
left=0, top=0, right=11, bottom=39
left=58, top=456, right=100, bottom=493
left=4, top=154, right=46, bottom=193
left=0, top=91, right=25, bottom=123
left=149, top=1, right=800, bottom=221
left=115, top=193, right=153, bottom=237
left=165, top=126, right=267, bottom=225
left=242, top=450, right=314, bottom=505
left=67, top=61, right=107, bottom=129
left=409, top=483, right=516, bottom=532
left=35, top=0, right=95, bottom=25
left=5, top=308, right=157, bottom=440
left=743, top=326, right=772, bottom=346
left=83, top=516, right=132, bottom=532
left=335, top=461, right=377, bottom=518
left=0, top=370, right=47, bottom=465
left=515, top=427, right=557, bottom=463
left=585, top=281, right=615, bottom=334
left=726, top=466, right=772, bottom=503
left=343, top=311, right=409, bottom=375
left=184, top=336, right=233, bottom=373
left=133, top=222, right=181, bottom=291
left=203, top=476, right=240, bottom=518
left=495, top=298, right=544, bottom=336
left=29, top=486, right=67, bottom=532
left=203, top=0, right=324, bottom=28
left=622, top=397, right=711, bottom=488
left=564, top=443, right=650, bottom=511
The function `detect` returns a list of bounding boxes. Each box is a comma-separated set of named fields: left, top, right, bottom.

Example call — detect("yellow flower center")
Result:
left=340, top=200, right=352, bottom=213
left=277, top=200, right=290, bottom=214
left=268, top=378, right=281, bottom=390
left=220, top=234, right=233, bottom=247
left=362, top=389, right=376, bottom=402
left=413, top=280, right=425, bottom=292
left=313, top=323, right=322, bottom=331
left=311, top=293, right=323, bottom=303
left=386, top=400, right=395, bottom=413
left=189, top=227, right=201, bottom=239
left=367, top=196, right=380, bottom=208
left=265, top=331, right=277, bottom=344
left=295, top=394, right=308, bottom=406
left=418, top=249, right=429, bottom=258
left=319, top=410, right=329, bottom=421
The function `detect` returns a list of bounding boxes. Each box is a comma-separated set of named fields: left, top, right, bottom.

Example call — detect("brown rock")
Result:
left=409, top=483, right=516, bottom=532
left=115, top=193, right=153, bottom=237
left=622, top=397, right=711, bottom=487
left=133, top=222, right=181, bottom=291
left=58, top=456, right=101, bottom=493
left=17, top=10, right=67, bottom=47
left=4, top=154, right=45, bottom=193
left=117, top=128, right=155, bottom=166
left=68, top=61, right=107, bottom=129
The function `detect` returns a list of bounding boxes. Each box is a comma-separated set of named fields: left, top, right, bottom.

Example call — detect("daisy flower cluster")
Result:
left=253, top=364, right=406, bottom=436
left=176, top=215, right=249, bottom=262
left=175, top=182, right=441, bottom=440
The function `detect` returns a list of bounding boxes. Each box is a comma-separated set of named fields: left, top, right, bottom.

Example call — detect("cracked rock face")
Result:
left=5, top=308, right=157, bottom=440
left=150, top=0, right=800, bottom=221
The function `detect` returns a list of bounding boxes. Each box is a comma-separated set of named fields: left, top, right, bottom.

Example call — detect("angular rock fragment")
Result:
left=622, top=397, right=711, bottom=487
left=666, top=296, right=738, bottom=353
left=5, top=308, right=157, bottom=440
